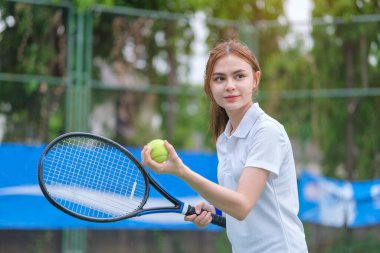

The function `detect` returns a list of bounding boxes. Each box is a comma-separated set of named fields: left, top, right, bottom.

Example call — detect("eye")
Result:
left=235, top=73, right=245, bottom=80
left=213, top=75, right=225, bottom=82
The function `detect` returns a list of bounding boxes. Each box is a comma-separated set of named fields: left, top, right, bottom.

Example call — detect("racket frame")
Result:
left=38, top=132, right=188, bottom=222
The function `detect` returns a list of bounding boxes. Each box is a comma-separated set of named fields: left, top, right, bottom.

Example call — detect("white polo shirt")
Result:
left=216, top=103, right=308, bottom=253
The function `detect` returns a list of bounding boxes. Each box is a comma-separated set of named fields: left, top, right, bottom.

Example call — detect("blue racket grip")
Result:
left=186, top=205, right=226, bottom=228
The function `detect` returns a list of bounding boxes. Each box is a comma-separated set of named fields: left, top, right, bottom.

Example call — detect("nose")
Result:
left=225, top=78, right=236, bottom=91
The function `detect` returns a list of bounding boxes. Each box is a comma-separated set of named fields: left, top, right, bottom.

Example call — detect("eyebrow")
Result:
left=212, top=69, right=247, bottom=76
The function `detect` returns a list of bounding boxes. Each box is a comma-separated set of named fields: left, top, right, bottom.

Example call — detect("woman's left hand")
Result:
left=184, top=202, right=216, bottom=229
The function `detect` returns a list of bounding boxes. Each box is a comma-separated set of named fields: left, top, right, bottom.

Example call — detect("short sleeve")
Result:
left=245, top=121, right=285, bottom=178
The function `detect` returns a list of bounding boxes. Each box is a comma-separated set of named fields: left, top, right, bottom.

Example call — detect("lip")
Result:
left=224, top=95, right=240, bottom=102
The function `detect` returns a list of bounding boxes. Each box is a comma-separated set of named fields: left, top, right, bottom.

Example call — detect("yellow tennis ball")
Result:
left=147, top=139, right=169, bottom=163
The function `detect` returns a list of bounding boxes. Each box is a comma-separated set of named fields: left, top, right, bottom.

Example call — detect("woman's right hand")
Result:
left=184, top=202, right=216, bottom=229
left=141, top=140, right=187, bottom=177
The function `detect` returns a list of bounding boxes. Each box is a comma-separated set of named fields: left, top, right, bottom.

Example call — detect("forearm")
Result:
left=141, top=141, right=266, bottom=220
left=179, top=165, right=252, bottom=220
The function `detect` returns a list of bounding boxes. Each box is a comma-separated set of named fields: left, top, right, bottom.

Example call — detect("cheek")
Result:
left=210, top=87, right=224, bottom=104
left=210, top=85, right=219, bottom=98
left=242, top=83, right=254, bottom=94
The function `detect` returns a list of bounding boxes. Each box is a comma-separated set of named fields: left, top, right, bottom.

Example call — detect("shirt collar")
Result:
left=223, top=103, right=263, bottom=138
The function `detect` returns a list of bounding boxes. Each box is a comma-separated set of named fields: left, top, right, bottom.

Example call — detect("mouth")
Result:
left=224, top=94, right=239, bottom=98
left=224, top=95, right=240, bottom=102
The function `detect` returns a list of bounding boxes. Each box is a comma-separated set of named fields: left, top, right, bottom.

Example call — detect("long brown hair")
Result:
left=204, top=40, right=261, bottom=144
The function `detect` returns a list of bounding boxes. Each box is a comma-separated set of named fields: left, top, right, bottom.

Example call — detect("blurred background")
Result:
left=0, top=0, right=379, bottom=252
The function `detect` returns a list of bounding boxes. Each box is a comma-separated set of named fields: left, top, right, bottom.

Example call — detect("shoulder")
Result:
left=251, top=113, right=285, bottom=139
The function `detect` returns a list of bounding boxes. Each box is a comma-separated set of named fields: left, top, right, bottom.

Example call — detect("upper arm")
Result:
left=245, top=121, right=285, bottom=178
left=235, top=167, right=269, bottom=220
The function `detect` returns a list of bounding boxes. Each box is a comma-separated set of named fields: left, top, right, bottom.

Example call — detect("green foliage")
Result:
left=322, top=233, right=380, bottom=253
left=214, top=231, right=232, bottom=253
left=0, top=2, right=67, bottom=142
left=64, top=0, right=115, bottom=11
left=311, top=0, right=380, bottom=179
left=171, top=89, right=213, bottom=150
left=1, top=0, right=379, bottom=180
left=1, top=0, right=380, bottom=252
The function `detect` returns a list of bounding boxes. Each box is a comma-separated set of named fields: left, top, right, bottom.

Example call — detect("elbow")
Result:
left=235, top=212, right=249, bottom=221
left=235, top=215, right=246, bottom=221
left=226, top=195, right=257, bottom=221
left=234, top=206, right=252, bottom=221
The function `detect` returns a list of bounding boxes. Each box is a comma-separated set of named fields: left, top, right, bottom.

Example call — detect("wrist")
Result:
left=177, top=164, right=191, bottom=179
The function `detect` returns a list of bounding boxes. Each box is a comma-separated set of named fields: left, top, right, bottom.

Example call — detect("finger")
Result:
left=196, top=202, right=206, bottom=209
left=202, top=212, right=212, bottom=225
left=184, top=214, right=197, bottom=222
left=141, top=145, right=149, bottom=156
left=195, top=202, right=209, bottom=213
left=194, top=211, right=211, bottom=227
left=206, top=215, right=213, bottom=225
left=141, top=146, right=153, bottom=165
left=141, top=146, right=164, bottom=172
left=164, top=140, right=178, bottom=159
left=142, top=146, right=161, bottom=165
left=193, top=210, right=207, bottom=222
left=141, top=146, right=148, bottom=164
left=195, top=206, right=202, bottom=215
left=184, top=212, right=206, bottom=228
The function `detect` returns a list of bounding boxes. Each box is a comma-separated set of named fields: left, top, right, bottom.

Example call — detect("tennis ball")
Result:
left=147, top=139, right=169, bottom=163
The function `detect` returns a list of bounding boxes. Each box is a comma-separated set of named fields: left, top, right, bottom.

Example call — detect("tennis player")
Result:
left=141, top=40, right=308, bottom=253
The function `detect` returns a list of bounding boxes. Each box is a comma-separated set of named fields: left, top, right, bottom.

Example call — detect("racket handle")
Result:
left=186, top=205, right=226, bottom=228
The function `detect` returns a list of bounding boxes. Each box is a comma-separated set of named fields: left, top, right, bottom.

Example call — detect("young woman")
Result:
left=141, top=40, right=308, bottom=253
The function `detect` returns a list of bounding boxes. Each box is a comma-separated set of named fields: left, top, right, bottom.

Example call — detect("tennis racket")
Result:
left=38, top=132, right=226, bottom=228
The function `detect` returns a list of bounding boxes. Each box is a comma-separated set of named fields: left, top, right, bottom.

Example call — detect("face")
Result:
left=210, top=54, right=260, bottom=115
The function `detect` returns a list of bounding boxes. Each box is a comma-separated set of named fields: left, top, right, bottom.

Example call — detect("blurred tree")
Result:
left=0, top=2, right=67, bottom=142
left=311, top=0, right=380, bottom=179
left=1, top=0, right=378, bottom=179
left=90, top=0, right=196, bottom=145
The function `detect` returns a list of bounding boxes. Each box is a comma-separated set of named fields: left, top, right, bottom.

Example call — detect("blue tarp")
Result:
left=0, top=144, right=219, bottom=231
left=298, top=171, right=380, bottom=228
left=1, top=144, right=380, bottom=229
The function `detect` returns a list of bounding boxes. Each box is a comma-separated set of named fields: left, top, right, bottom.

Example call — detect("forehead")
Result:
left=213, top=54, right=252, bottom=73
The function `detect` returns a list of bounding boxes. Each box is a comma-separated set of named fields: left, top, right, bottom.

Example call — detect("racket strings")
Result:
left=42, top=136, right=147, bottom=219
left=47, top=139, right=145, bottom=215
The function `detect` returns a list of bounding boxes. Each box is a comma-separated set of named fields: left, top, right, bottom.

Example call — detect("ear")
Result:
left=252, top=71, right=261, bottom=91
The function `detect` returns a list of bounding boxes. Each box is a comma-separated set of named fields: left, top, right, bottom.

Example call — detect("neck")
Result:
left=227, top=103, right=253, bottom=135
